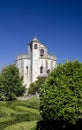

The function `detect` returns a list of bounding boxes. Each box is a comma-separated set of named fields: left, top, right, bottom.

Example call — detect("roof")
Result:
left=32, top=37, right=39, bottom=42
left=28, top=37, right=47, bottom=49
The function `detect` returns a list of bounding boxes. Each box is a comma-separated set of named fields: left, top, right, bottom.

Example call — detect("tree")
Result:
left=0, top=64, right=26, bottom=101
left=28, top=77, right=47, bottom=95
left=40, top=61, right=82, bottom=124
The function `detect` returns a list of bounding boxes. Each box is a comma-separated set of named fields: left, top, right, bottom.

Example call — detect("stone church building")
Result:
left=15, top=37, right=57, bottom=88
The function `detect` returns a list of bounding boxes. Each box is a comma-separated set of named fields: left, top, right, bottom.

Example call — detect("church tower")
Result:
left=15, top=37, right=57, bottom=88
left=31, top=37, right=40, bottom=82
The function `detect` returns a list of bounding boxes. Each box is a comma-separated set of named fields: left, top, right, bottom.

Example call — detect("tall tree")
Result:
left=28, top=77, right=47, bottom=95
left=0, top=64, right=26, bottom=100
left=40, top=61, right=82, bottom=124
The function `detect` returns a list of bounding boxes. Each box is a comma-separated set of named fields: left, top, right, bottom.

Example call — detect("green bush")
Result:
left=40, top=61, right=82, bottom=124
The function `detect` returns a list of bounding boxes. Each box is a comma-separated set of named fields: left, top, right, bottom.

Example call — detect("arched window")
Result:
left=40, top=66, right=43, bottom=73
left=34, top=44, right=37, bottom=49
left=40, top=49, right=44, bottom=56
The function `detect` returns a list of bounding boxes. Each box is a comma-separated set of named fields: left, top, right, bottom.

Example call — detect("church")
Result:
left=15, top=37, right=57, bottom=88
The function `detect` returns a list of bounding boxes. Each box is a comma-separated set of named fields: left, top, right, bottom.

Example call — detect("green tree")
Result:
left=28, top=77, right=46, bottom=95
left=40, top=61, right=82, bottom=124
left=0, top=64, right=26, bottom=101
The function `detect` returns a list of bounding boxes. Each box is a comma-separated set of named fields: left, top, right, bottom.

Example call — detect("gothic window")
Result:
left=40, top=66, right=43, bottom=73
left=40, top=49, right=44, bottom=56
left=34, top=44, right=37, bottom=49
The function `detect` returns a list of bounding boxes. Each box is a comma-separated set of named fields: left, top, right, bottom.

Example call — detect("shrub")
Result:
left=0, top=117, right=15, bottom=130
left=12, top=106, right=41, bottom=121
left=8, top=98, right=40, bottom=110
left=4, top=121, right=37, bottom=130
left=0, top=64, right=26, bottom=101
left=0, top=100, right=41, bottom=129
left=40, top=61, right=82, bottom=124
left=26, top=97, right=40, bottom=109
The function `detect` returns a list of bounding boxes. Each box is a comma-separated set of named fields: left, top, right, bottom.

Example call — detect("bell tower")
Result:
left=31, top=37, right=40, bottom=82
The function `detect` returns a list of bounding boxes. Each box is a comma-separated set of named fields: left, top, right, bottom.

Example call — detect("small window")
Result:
left=40, top=49, right=44, bottom=56
left=34, top=44, right=37, bottom=49
left=26, top=66, right=28, bottom=69
left=40, top=66, right=43, bottom=73
left=26, top=66, right=28, bottom=74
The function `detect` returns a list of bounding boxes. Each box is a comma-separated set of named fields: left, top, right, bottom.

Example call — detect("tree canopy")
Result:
left=40, top=61, right=82, bottom=124
left=0, top=64, right=26, bottom=100
left=28, top=76, right=46, bottom=95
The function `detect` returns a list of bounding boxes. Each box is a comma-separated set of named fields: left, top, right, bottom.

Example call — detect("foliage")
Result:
left=25, top=97, right=40, bottom=109
left=40, top=61, right=82, bottom=124
left=28, top=76, right=46, bottom=94
left=0, top=64, right=26, bottom=101
left=4, top=121, right=37, bottom=130
left=0, top=117, right=15, bottom=130
left=8, top=97, right=40, bottom=110
left=0, top=100, right=41, bottom=130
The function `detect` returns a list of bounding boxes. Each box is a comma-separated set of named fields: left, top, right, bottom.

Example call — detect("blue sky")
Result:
left=0, top=0, right=82, bottom=68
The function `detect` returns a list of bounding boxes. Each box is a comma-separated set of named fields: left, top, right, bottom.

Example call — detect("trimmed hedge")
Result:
left=25, top=97, right=40, bottom=109
left=8, top=97, right=40, bottom=110
left=12, top=106, right=41, bottom=120
left=4, top=121, right=37, bottom=130
left=0, top=99, right=41, bottom=130
left=0, top=112, right=40, bottom=130
left=0, top=106, right=16, bottom=117
left=0, top=117, right=15, bottom=130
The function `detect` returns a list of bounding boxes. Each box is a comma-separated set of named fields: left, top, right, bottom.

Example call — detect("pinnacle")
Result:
left=32, top=37, right=39, bottom=42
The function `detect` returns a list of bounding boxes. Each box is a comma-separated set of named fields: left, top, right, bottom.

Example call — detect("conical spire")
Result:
left=32, top=37, right=39, bottom=42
